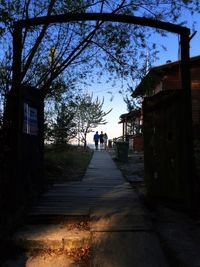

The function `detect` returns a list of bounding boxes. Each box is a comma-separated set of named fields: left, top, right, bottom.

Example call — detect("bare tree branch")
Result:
left=21, top=0, right=56, bottom=80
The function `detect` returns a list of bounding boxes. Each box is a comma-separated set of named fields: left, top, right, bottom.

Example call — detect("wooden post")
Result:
left=12, top=24, right=22, bottom=91
left=12, top=24, right=23, bottom=208
left=180, top=31, right=196, bottom=210
left=12, top=24, right=22, bottom=158
left=12, top=24, right=22, bottom=151
left=122, top=122, right=125, bottom=141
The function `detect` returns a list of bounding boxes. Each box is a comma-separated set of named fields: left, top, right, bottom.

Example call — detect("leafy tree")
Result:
left=43, top=74, right=81, bottom=144
left=0, top=0, right=199, bottom=130
left=74, top=93, right=111, bottom=148
left=44, top=92, right=111, bottom=147
left=0, top=47, right=12, bottom=118
left=0, top=0, right=199, bottom=100
left=45, top=100, right=77, bottom=145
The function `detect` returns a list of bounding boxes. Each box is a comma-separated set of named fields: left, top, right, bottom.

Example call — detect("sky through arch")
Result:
left=12, top=12, right=193, bottom=145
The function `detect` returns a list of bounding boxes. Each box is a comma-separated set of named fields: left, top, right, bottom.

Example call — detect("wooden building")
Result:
left=118, top=109, right=143, bottom=151
left=133, top=55, right=200, bottom=137
left=131, top=55, right=200, bottom=203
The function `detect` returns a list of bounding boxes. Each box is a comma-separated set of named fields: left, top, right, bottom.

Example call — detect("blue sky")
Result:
left=85, top=12, right=200, bottom=145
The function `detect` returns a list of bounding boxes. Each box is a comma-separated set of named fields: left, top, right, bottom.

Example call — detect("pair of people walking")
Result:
left=93, top=131, right=108, bottom=150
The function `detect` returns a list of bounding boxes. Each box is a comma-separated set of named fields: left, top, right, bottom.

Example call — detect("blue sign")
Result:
left=23, top=103, right=38, bottom=135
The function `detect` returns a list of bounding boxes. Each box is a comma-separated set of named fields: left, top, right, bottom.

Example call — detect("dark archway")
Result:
left=7, top=13, right=195, bottom=212
left=12, top=13, right=191, bottom=98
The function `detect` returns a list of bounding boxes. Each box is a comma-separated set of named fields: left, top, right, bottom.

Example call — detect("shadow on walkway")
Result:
left=3, top=150, right=169, bottom=267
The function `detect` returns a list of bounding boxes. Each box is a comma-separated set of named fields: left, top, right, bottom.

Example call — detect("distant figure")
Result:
left=108, top=139, right=112, bottom=148
left=93, top=131, right=100, bottom=150
left=103, top=133, right=108, bottom=150
left=99, top=131, right=104, bottom=150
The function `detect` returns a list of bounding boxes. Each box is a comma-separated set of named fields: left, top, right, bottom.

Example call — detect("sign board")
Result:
left=23, top=103, right=38, bottom=135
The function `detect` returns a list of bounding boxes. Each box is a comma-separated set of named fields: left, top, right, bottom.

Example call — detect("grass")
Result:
left=44, top=144, right=93, bottom=186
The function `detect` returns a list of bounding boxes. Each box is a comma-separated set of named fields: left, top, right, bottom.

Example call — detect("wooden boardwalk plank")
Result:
left=29, top=151, right=135, bottom=217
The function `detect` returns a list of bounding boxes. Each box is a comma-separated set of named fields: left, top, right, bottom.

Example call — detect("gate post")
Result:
left=180, top=31, right=197, bottom=210
left=3, top=85, right=44, bottom=223
left=2, top=25, right=44, bottom=226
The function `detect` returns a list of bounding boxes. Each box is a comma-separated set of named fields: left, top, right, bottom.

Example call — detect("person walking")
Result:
left=99, top=131, right=104, bottom=150
left=93, top=131, right=100, bottom=150
left=103, top=133, right=108, bottom=150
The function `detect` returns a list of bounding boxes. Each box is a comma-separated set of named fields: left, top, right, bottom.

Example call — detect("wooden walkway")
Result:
left=29, top=150, right=153, bottom=233
left=30, top=150, right=137, bottom=218
left=12, top=150, right=168, bottom=267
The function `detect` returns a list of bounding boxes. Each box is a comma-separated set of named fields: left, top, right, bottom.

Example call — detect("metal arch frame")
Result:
left=15, top=13, right=189, bottom=33
left=12, top=13, right=191, bottom=93
left=12, top=13, right=195, bottom=205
